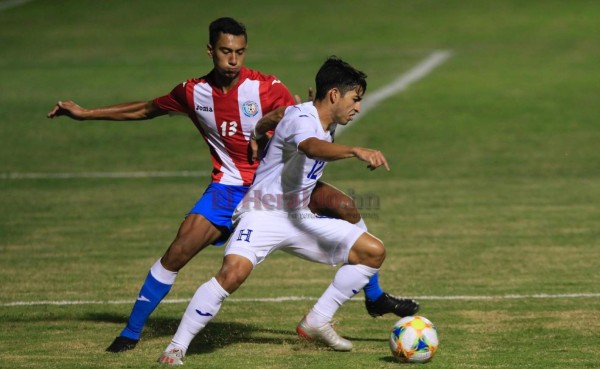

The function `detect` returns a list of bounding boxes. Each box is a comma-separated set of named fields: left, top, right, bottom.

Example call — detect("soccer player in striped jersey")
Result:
left=47, top=17, right=418, bottom=353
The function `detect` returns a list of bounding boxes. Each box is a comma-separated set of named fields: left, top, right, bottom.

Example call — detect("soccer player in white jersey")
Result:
left=158, top=56, right=402, bottom=365
left=47, top=18, right=419, bottom=353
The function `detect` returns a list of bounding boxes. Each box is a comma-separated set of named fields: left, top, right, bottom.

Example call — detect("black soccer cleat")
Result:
left=106, top=336, right=139, bottom=353
left=365, top=293, right=420, bottom=318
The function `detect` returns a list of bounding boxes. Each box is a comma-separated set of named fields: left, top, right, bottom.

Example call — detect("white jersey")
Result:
left=235, top=102, right=331, bottom=216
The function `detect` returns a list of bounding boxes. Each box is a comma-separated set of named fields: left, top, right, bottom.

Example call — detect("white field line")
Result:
left=2, top=293, right=599, bottom=307
left=335, top=50, right=453, bottom=137
left=2, top=50, right=452, bottom=181
left=0, top=0, right=33, bottom=11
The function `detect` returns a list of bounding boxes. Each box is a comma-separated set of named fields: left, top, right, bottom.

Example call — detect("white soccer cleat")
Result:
left=296, top=316, right=353, bottom=351
left=157, top=348, right=185, bottom=365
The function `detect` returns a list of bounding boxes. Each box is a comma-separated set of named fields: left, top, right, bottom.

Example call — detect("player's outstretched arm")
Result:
left=47, top=100, right=166, bottom=121
left=298, top=137, right=390, bottom=171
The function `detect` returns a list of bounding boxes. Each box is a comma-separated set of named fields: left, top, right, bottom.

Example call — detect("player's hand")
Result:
left=293, top=87, right=314, bottom=104
left=47, top=100, right=87, bottom=120
left=250, top=133, right=273, bottom=163
left=353, top=147, right=390, bottom=171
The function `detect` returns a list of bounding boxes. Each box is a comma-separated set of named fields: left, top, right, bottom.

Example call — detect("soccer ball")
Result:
left=389, top=316, right=439, bottom=363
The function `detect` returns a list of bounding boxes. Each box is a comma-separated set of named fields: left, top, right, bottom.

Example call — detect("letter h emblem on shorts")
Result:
left=236, top=229, right=253, bottom=242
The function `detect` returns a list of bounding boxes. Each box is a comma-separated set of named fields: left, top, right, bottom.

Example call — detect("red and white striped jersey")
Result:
left=153, top=67, right=296, bottom=186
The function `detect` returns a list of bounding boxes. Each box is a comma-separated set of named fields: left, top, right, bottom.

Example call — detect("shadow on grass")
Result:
left=188, top=322, right=298, bottom=355
left=5, top=309, right=387, bottom=352
left=85, top=312, right=297, bottom=355
left=378, top=356, right=399, bottom=364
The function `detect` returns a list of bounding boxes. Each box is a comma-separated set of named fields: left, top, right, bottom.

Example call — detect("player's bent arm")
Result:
left=47, top=100, right=167, bottom=121
left=252, top=106, right=286, bottom=139
left=252, top=88, right=312, bottom=139
left=250, top=106, right=288, bottom=162
left=298, top=137, right=355, bottom=161
left=298, top=137, right=390, bottom=171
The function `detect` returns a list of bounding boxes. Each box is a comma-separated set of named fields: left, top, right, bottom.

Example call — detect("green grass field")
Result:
left=1, top=0, right=600, bottom=368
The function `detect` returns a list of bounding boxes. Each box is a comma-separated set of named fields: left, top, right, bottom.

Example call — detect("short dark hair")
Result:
left=209, top=17, right=247, bottom=47
left=314, top=56, right=367, bottom=101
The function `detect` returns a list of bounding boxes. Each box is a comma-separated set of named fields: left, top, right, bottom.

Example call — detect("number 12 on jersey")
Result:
left=307, top=160, right=325, bottom=180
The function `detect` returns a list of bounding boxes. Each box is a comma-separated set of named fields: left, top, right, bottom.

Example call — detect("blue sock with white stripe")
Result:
left=120, top=260, right=176, bottom=340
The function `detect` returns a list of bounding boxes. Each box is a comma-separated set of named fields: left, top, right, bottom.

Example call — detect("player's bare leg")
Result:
left=107, top=214, right=222, bottom=353
left=160, top=214, right=223, bottom=271
left=309, top=181, right=361, bottom=223
left=309, top=181, right=419, bottom=318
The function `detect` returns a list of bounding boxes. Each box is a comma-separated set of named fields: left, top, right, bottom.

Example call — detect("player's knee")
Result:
left=215, top=256, right=253, bottom=294
left=368, top=239, right=386, bottom=268
left=216, top=271, right=245, bottom=293
left=349, top=234, right=386, bottom=268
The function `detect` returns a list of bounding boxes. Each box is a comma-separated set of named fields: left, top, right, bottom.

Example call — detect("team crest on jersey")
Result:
left=242, top=100, right=259, bottom=117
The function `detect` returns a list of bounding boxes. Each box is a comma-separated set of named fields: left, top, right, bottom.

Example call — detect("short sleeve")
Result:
left=288, top=115, right=320, bottom=150
left=262, top=79, right=296, bottom=112
left=153, top=82, right=190, bottom=114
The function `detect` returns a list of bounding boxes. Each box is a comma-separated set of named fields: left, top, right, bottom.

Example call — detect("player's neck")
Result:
left=214, top=75, right=239, bottom=93
left=210, top=69, right=241, bottom=93
left=314, top=102, right=335, bottom=132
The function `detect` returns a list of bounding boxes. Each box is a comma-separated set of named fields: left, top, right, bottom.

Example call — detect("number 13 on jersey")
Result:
left=220, top=121, right=238, bottom=137
left=307, top=160, right=325, bottom=180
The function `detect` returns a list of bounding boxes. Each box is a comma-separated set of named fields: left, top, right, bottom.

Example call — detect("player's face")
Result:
left=333, top=86, right=364, bottom=125
left=208, top=32, right=247, bottom=81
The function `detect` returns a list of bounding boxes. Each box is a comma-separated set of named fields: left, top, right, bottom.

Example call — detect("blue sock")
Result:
left=363, top=272, right=384, bottom=302
left=120, top=272, right=172, bottom=340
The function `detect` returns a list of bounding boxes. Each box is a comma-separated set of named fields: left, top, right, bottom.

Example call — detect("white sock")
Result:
left=166, top=277, right=229, bottom=355
left=306, top=264, right=379, bottom=327
left=355, top=218, right=368, bottom=232
left=151, top=259, right=178, bottom=285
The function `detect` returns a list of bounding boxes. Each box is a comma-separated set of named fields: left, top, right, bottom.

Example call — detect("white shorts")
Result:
left=224, top=211, right=365, bottom=267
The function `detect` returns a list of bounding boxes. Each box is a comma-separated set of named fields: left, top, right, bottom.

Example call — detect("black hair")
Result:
left=314, top=56, right=367, bottom=101
left=209, top=17, right=247, bottom=46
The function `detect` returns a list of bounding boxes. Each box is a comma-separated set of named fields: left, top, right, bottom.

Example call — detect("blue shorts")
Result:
left=188, top=183, right=250, bottom=246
